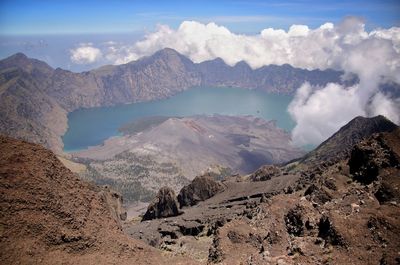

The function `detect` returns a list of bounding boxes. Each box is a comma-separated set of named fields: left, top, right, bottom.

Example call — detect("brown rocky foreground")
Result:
left=0, top=135, right=197, bottom=264
left=1, top=116, right=399, bottom=264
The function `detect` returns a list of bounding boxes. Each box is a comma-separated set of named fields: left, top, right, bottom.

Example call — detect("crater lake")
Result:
left=62, top=87, right=295, bottom=151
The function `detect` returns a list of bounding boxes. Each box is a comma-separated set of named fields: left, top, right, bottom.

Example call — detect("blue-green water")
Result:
left=63, top=87, right=295, bottom=152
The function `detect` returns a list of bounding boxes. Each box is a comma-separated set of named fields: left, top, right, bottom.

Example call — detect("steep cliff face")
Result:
left=43, top=48, right=202, bottom=111
left=96, top=48, right=202, bottom=104
left=46, top=69, right=105, bottom=111
left=0, top=68, right=67, bottom=153
left=0, top=49, right=348, bottom=152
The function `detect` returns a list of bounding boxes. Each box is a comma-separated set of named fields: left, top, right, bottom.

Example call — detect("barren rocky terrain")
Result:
left=0, top=116, right=399, bottom=264
left=123, top=116, right=400, bottom=264
left=0, top=135, right=198, bottom=265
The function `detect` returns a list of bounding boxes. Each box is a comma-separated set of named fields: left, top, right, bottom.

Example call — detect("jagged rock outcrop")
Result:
left=284, top=206, right=304, bottom=237
left=304, top=184, right=332, bottom=205
left=374, top=181, right=398, bottom=204
left=100, top=186, right=127, bottom=225
left=349, top=130, right=400, bottom=185
left=0, top=135, right=193, bottom=264
left=142, top=187, right=180, bottom=221
left=177, top=174, right=225, bottom=207
left=347, top=128, right=400, bottom=207
left=249, top=165, right=281, bottom=181
left=317, top=215, right=346, bottom=247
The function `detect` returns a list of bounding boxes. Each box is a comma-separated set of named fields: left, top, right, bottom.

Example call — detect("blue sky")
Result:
left=1, top=0, right=399, bottom=35
left=0, top=0, right=399, bottom=72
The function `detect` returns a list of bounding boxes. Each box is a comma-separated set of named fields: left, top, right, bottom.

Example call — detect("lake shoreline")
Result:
left=63, top=86, right=295, bottom=151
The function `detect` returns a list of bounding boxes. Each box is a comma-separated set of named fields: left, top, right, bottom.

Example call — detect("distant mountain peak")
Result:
left=300, top=115, right=398, bottom=165
left=9, top=52, right=28, bottom=59
left=0, top=52, right=53, bottom=74
left=234, top=60, right=251, bottom=69
left=153, top=47, right=184, bottom=58
left=235, top=60, right=249, bottom=66
left=346, top=115, right=389, bottom=126
left=210, top=57, right=225, bottom=64
left=134, top=47, right=194, bottom=67
left=158, top=47, right=180, bottom=54
left=2, top=52, right=30, bottom=65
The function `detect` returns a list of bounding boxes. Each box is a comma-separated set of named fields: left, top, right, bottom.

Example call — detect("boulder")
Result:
left=317, top=216, right=346, bottom=247
left=100, top=186, right=127, bottom=227
left=374, top=179, right=400, bottom=204
left=249, top=165, right=281, bottom=182
left=304, top=184, right=332, bottom=205
left=142, top=187, right=180, bottom=221
left=178, top=174, right=224, bottom=207
left=348, top=133, right=399, bottom=185
left=284, top=206, right=304, bottom=237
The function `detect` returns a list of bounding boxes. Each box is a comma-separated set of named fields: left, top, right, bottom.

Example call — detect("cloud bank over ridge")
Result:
left=71, top=17, right=400, bottom=71
left=70, top=18, right=400, bottom=146
left=70, top=43, right=103, bottom=64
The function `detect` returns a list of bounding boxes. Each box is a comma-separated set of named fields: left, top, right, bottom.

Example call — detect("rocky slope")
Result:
left=299, top=115, right=398, bottom=166
left=1, top=116, right=399, bottom=264
left=0, top=63, right=68, bottom=152
left=71, top=115, right=304, bottom=203
left=0, top=135, right=196, bottom=265
left=125, top=117, right=400, bottom=264
left=0, top=49, right=347, bottom=153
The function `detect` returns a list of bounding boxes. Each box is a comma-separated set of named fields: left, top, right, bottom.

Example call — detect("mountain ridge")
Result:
left=299, top=115, right=398, bottom=166
left=0, top=49, right=348, bottom=152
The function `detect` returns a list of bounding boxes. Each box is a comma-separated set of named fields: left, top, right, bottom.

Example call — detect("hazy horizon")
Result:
left=1, top=0, right=399, bottom=72
left=1, top=0, right=399, bottom=146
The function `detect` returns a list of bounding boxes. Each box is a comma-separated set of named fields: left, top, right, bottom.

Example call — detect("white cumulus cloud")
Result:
left=70, top=43, right=103, bottom=64
left=70, top=18, right=400, bottom=73
left=288, top=83, right=366, bottom=146
left=99, top=18, right=399, bottom=72
left=369, top=93, right=400, bottom=124
left=287, top=19, right=400, bottom=146
left=72, top=18, right=400, bottom=146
